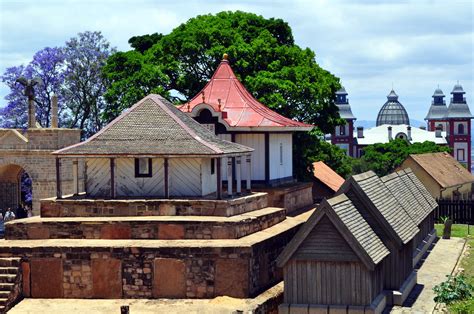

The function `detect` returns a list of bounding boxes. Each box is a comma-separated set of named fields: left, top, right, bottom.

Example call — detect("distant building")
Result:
left=399, top=152, right=474, bottom=200
left=310, top=161, right=344, bottom=202
left=331, top=84, right=472, bottom=171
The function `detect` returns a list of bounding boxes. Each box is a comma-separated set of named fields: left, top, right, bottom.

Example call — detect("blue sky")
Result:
left=0, top=0, right=472, bottom=121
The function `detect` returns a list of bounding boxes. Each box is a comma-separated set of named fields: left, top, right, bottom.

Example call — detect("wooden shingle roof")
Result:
left=407, top=152, right=474, bottom=188
left=277, top=194, right=389, bottom=270
left=54, top=94, right=253, bottom=157
left=339, top=171, right=419, bottom=247
left=403, top=168, right=438, bottom=210
left=312, top=161, right=345, bottom=192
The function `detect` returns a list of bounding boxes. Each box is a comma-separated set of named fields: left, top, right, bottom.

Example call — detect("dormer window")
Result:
left=135, top=158, right=152, bottom=177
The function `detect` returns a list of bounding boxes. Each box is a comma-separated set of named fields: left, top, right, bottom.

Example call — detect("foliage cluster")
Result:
left=433, top=274, right=473, bottom=305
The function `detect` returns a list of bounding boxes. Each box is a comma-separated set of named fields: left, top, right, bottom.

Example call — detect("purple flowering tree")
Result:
left=0, top=47, right=66, bottom=128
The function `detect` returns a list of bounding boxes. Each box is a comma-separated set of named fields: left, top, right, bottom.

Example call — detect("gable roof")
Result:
left=54, top=94, right=253, bottom=157
left=402, top=168, right=438, bottom=209
left=338, top=171, right=419, bottom=247
left=381, top=170, right=434, bottom=225
left=277, top=194, right=389, bottom=270
left=407, top=152, right=474, bottom=188
left=312, top=161, right=345, bottom=192
left=179, top=56, right=313, bottom=131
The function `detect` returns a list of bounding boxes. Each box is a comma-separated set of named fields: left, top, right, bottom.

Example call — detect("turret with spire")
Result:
left=332, top=86, right=356, bottom=157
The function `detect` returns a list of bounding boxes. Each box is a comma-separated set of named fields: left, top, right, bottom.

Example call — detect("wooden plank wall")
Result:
left=201, top=158, right=216, bottom=196
left=284, top=260, right=383, bottom=306
left=115, top=158, right=165, bottom=197
left=86, top=158, right=111, bottom=197
left=269, top=133, right=292, bottom=180
left=169, top=158, right=202, bottom=196
left=382, top=241, right=413, bottom=290
left=217, top=134, right=231, bottom=180
left=294, top=216, right=358, bottom=262
left=236, top=133, right=265, bottom=181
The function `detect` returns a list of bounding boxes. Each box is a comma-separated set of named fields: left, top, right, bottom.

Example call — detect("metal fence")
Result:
left=434, top=199, right=474, bottom=224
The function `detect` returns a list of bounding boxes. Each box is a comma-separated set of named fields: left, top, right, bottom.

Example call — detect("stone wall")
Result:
left=2, top=223, right=300, bottom=300
left=40, top=192, right=269, bottom=217
left=255, top=182, right=313, bottom=213
left=6, top=208, right=286, bottom=240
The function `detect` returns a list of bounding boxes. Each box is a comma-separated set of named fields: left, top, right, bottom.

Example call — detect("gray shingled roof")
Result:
left=425, top=103, right=448, bottom=120
left=445, top=101, right=473, bottom=119
left=337, top=104, right=356, bottom=120
left=381, top=171, right=431, bottom=225
left=328, top=194, right=389, bottom=265
left=403, top=168, right=438, bottom=210
left=350, top=171, right=419, bottom=245
left=54, top=94, right=253, bottom=157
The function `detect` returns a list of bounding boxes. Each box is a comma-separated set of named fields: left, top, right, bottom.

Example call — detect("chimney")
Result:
left=420, top=126, right=426, bottom=130
left=357, top=126, right=364, bottom=138
left=435, top=126, right=442, bottom=138
left=51, top=94, right=58, bottom=128
left=388, top=126, right=393, bottom=140
left=407, top=126, right=412, bottom=141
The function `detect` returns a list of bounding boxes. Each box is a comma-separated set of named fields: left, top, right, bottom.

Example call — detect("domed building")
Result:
left=376, top=90, right=410, bottom=126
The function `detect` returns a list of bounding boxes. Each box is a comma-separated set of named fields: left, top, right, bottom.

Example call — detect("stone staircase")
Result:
left=0, top=257, right=21, bottom=313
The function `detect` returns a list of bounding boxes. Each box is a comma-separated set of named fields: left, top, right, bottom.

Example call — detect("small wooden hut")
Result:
left=53, top=94, right=253, bottom=199
left=381, top=168, right=437, bottom=265
left=277, top=194, right=389, bottom=314
left=337, top=171, right=419, bottom=305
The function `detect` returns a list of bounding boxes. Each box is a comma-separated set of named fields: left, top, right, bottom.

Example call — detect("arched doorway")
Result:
left=0, top=164, right=32, bottom=217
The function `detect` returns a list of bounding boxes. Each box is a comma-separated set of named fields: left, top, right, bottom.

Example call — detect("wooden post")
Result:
left=110, top=158, right=115, bottom=199
left=216, top=158, right=222, bottom=200
left=72, top=160, right=79, bottom=195
left=246, top=155, right=252, bottom=193
left=227, top=158, right=233, bottom=197
left=83, top=159, right=88, bottom=194
left=55, top=157, right=62, bottom=199
left=236, top=156, right=242, bottom=195
left=164, top=158, right=169, bottom=198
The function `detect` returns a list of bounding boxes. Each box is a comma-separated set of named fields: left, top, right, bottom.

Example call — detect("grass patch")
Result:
left=434, top=224, right=472, bottom=238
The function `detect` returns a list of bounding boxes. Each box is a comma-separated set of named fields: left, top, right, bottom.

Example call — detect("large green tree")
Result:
left=102, top=11, right=342, bottom=133
left=352, top=139, right=452, bottom=176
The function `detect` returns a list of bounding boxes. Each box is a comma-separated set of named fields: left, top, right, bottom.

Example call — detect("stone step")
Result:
left=0, top=258, right=20, bottom=267
left=0, top=291, right=9, bottom=298
left=0, top=267, right=18, bottom=275
left=0, top=275, right=17, bottom=284
left=6, top=207, right=287, bottom=240
left=0, top=298, right=7, bottom=306
left=0, top=283, right=13, bottom=290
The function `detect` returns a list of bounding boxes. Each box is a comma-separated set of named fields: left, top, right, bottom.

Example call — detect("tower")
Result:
left=445, top=83, right=473, bottom=171
left=425, top=87, right=448, bottom=132
left=332, top=87, right=356, bottom=156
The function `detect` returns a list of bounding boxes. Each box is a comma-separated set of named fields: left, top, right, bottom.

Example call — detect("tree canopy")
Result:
left=102, top=11, right=342, bottom=134
left=352, top=139, right=452, bottom=176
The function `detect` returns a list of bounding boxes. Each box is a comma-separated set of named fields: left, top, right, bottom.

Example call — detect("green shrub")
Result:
left=433, top=274, right=474, bottom=305
left=449, top=298, right=474, bottom=314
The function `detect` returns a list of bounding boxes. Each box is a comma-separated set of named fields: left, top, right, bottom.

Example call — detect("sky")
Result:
left=0, top=0, right=472, bottom=122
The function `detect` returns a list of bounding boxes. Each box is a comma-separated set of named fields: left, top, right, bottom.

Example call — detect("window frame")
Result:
left=134, top=158, right=153, bottom=178
left=457, top=149, right=465, bottom=162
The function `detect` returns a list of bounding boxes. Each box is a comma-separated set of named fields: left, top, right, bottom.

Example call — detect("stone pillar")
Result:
left=227, top=158, right=233, bottom=197
left=28, top=98, right=36, bottom=128
left=72, top=160, right=79, bottom=195
left=236, top=156, right=242, bottom=195
left=246, top=155, right=252, bottom=193
left=51, top=94, right=58, bottom=128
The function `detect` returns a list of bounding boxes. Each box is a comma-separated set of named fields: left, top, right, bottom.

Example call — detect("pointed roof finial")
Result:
left=223, top=53, right=228, bottom=60
left=201, top=91, right=205, bottom=103
left=217, top=98, right=222, bottom=111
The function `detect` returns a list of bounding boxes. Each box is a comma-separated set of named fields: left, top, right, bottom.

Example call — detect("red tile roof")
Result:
left=312, top=161, right=345, bottom=192
left=179, top=56, right=313, bottom=131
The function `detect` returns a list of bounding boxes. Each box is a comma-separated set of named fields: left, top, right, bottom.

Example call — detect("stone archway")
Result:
left=0, top=164, right=33, bottom=213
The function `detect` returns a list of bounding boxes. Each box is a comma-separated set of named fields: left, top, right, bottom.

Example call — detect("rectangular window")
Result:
left=280, top=143, right=283, bottom=165
left=457, top=149, right=465, bottom=162
left=211, top=158, right=215, bottom=175
left=135, top=158, right=152, bottom=177
left=339, top=125, right=346, bottom=136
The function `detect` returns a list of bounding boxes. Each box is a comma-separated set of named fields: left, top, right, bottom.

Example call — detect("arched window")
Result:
left=458, top=124, right=465, bottom=135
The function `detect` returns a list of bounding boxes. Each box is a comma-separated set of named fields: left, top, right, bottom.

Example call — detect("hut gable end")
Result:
left=294, top=215, right=359, bottom=262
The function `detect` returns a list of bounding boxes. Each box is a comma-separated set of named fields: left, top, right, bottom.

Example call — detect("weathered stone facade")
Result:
left=255, top=182, right=313, bottom=213
left=0, top=128, right=81, bottom=213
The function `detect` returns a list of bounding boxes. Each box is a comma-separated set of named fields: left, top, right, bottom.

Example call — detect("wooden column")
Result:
left=236, top=156, right=242, bottom=195
left=264, top=133, right=270, bottom=185
left=246, top=155, right=252, bottom=193
left=164, top=158, right=169, bottom=198
left=72, top=160, right=79, bottom=195
left=55, top=157, right=62, bottom=199
left=216, top=158, right=222, bottom=200
left=110, top=158, right=115, bottom=199
left=227, top=157, right=233, bottom=197
left=83, top=159, right=88, bottom=194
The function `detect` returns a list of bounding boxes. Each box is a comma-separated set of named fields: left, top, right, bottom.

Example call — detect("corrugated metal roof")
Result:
left=54, top=94, right=253, bottom=157
left=179, top=56, right=313, bottom=131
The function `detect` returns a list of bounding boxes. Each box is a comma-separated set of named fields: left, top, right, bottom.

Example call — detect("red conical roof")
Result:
left=179, top=56, right=313, bottom=131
